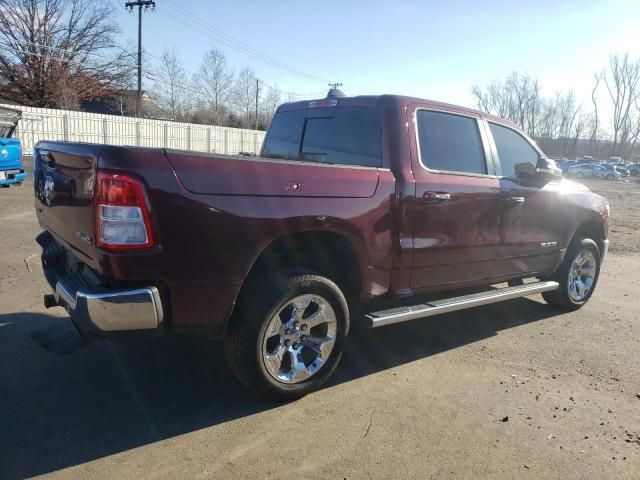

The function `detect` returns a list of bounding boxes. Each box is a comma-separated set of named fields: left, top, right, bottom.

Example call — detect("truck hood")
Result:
left=0, top=106, right=21, bottom=138
left=559, top=178, right=591, bottom=193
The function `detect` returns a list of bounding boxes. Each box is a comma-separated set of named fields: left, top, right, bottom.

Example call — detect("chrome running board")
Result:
left=365, top=281, right=559, bottom=328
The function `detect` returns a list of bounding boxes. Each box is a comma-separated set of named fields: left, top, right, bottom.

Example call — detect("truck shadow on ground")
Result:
left=0, top=297, right=563, bottom=479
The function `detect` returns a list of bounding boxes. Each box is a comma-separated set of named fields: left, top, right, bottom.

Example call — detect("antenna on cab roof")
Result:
left=327, top=82, right=345, bottom=98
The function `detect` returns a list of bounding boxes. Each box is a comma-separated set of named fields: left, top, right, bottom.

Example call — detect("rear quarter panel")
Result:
left=97, top=149, right=396, bottom=335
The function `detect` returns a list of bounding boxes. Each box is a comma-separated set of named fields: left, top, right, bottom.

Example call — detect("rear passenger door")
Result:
left=486, top=121, right=566, bottom=278
left=410, top=108, right=501, bottom=290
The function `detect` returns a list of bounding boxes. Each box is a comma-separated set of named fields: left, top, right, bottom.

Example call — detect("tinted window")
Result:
left=416, top=110, right=486, bottom=174
left=261, top=109, right=305, bottom=160
left=489, top=123, right=539, bottom=178
left=262, top=107, right=382, bottom=167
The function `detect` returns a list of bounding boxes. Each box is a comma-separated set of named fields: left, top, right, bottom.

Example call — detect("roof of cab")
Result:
left=277, top=94, right=519, bottom=129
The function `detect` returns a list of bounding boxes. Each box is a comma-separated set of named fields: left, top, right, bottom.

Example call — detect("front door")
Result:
left=486, top=121, right=566, bottom=278
left=410, top=108, right=502, bottom=290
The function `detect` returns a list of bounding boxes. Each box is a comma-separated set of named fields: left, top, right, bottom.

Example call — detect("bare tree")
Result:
left=152, top=49, right=190, bottom=121
left=233, top=67, right=257, bottom=128
left=261, top=85, right=282, bottom=127
left=601, top=53, right=640, bottom=156
left=589, top=73, right=601, bottom=155
left=0, top=0, right=133, bottom=108
left=472, top=72, right=541, bottom=137
left=194, top=48, right=233, bottom=125
left=570, top=112, right=589, bottom=156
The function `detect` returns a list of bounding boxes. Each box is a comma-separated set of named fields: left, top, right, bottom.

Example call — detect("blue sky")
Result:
left=114, top=0, right=640, bottom=107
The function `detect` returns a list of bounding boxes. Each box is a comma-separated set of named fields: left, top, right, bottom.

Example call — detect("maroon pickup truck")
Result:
left=34, top=93, right=610, bottom=400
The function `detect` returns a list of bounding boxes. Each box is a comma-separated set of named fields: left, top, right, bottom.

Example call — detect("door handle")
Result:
left=506, top=196, right=525, bottom=204
left=424, top=192, right=451, bottom=202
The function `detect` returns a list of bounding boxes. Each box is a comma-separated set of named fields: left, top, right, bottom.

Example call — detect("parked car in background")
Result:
left=628, top=163, right=640, bottom=176
left=557, top=159, right=577, bottom=172
left=608, top=156, right=625, bottom=165
left=0, top=106, right=26, bottom=188
left=603, top=164, right=629, bottom=177
left=568, top=163, right=621, bottom=180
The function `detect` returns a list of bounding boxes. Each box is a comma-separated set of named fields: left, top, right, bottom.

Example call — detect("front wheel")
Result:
left=542, top=238, right=601, bottom=311
left=225, top=270, right=348, bottom=401
left=606, top=173, right=615, bottom=180
left=575, top=171, right=584, bottom=178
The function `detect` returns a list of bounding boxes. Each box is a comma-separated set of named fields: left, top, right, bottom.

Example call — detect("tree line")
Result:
left=471, top=54, right=640, bottom=160
left=0, top=0, right=302, bottom=130
left=148, top=48, right=294, bottom=129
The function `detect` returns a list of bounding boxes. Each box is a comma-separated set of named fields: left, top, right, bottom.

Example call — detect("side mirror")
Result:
left=535, top=157, right=563, bottom=181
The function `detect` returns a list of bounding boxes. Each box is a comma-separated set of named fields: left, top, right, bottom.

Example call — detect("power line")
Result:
left=0, top=37, right=325, bottom=107
left=5, top=39, right=327, bottom=103
left=162, top=0, right=329, bottom=84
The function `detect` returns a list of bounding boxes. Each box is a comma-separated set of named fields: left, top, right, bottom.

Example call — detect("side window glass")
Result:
left=262, top=110, right=305, bottom=160
left=489, top=122, right=539, bottom=178
left=416, top=110, right=487, bottom=175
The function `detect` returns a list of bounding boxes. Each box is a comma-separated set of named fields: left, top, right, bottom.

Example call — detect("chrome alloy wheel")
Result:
left=568, top=250, right=597, bottom=303
left=261, top=294, right=337, bottom=384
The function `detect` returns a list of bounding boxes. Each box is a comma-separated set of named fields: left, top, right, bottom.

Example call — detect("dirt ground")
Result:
left=580, top=178, right=640, bottom=255
left=1, top=176, right=639, bottom=480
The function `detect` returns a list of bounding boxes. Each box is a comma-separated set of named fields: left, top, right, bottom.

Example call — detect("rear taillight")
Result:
left=95, top=172, right=155, bottom=250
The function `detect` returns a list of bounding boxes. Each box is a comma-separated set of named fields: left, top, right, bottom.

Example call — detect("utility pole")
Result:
left=125, top=1, right=156, bottom=117
left=255, top=79, right=260, bottom=130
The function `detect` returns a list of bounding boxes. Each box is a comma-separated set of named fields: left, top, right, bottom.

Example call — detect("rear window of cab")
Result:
left=262, top=106, right=382, bottom=167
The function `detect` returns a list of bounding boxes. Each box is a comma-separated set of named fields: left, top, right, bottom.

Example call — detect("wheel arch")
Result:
left=570, top=220, right=606, bottom=256
left=222, top=230, right=363, bottom=336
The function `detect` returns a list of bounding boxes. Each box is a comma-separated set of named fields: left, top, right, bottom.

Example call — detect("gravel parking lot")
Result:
left=1, top=176, right=639, bottom=479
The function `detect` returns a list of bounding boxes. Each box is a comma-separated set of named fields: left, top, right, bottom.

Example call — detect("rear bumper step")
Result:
left=38, top=231, right=164, bottom=333
left=365, top=281, right=559, bottom=328
left=50, top=279, right=164, bottom=332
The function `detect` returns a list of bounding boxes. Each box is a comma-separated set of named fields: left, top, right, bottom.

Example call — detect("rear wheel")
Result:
left=606, top=173, right=615, bottom=180
left=575, top=171, right=584, bottom=178
left=542, top=238, right=600, bottom=311
left=631, top=168, right=640, bottom=177
left=225, top=270, right=348, bottom=401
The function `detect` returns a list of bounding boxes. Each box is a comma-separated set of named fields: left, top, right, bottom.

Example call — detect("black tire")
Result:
left=575, top=171, right=584, bottom=178
left=542, top=238, right=601, bottom=311
left=630, top=169, right=639, bottom=177
left=606, top=173, right=615, bottom=180
left=225, top=270, right=348, bottom=401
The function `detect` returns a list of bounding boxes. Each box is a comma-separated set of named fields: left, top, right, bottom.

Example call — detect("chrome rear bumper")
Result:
left=38, top=231, right=164, bottom=333
left=52, top=280, right=164, bottom=332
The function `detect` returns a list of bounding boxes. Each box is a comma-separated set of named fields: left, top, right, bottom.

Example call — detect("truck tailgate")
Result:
left=165, top=151, right=380, bottom=198
left=34, top=143, right=101, bottom=262
left=0, top=138, right=21, bottom=171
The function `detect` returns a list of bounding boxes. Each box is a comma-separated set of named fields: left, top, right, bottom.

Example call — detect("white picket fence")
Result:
left=1, top=103, right=266, bottom=156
